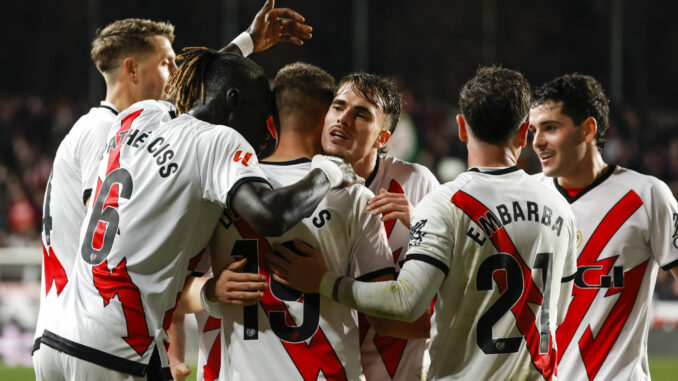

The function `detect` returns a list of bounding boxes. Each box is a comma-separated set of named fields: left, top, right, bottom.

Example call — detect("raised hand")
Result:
left=367, top=188, right=415, bottom=228
left=247, top=0, right=313, bottom=52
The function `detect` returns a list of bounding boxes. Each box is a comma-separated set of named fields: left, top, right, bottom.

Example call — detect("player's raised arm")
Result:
left=220, top=0, right=312, bottom=56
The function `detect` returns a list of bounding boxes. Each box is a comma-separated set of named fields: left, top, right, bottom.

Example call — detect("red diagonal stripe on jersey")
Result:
left=203, top=332, right=222, bottom=381
left=361, top=179, right=409, bottom=378
left=383, top=179, right=405, bottom=238
left=43, top=245, right=67, bottom=296
left=579, top=260, right=648, bottom=380
left=555, top=190, right=643, bottom=372
left=204, top=316, right=221, bottom=331
left=452, top=190, right=555, bottom=381
left=91, top=109, right=142, bottom=248
left=107, top=109, right=142, bottom=176
left=92, top=258, right=152, bottom=357
left=233, top=218, right=348, bottom=381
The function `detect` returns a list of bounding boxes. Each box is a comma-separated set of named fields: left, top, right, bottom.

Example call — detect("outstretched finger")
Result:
left=227, top=280, right=268, bottom=292
left=279, top=35, right=304, bottom=46
left=270, top=7, right=305, bottom=22
left=227, top=257, right=248, bottom=271
left=258, top=0, right=274, bottom=15
left=227, top=271, right=266, bottom=282
left=272, top=272, right=293, bottom=287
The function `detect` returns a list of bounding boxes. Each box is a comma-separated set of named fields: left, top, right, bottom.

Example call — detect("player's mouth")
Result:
left=538, top=152, right=555, bottom=165
left=328, top=127, right=350, bottom=142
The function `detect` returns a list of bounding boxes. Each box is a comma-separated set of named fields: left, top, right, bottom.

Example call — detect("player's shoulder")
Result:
left=612, top=166, right=675, bottom=202
left=379, top=155, right=438, bottom=184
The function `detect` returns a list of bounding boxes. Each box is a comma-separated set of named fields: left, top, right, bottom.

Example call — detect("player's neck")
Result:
left=557, top=150, right=608, bottom=189
left=466, top=139, right=519, bottom=168
left=352, top=149, right=379, bottom=179
left=264, top=129, right=321, bottom=162
left=105, top=80, right=136, bottom=113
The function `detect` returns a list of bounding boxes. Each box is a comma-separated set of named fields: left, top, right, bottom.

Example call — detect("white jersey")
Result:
left=410, top=166, right=577, bottom=381
left=193, top=254, right=223, bottom=381
left=35, top=101, right=118, bottom=351
left=362, top=155, right=439, bottom=381
left=41, top=100, right=269, bottom=378
left=207, top=158, right=394, bottom=381
left=535, top=166, right=678, bottom=381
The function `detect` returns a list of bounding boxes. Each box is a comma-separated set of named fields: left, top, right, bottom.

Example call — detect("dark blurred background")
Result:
left=0, top=0, right=677, bottom=286
left=1, top=0, right=678, bottom=371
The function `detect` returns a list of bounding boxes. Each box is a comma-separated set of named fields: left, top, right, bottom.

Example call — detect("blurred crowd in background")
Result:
left=1, top=88, right=677, bottom=299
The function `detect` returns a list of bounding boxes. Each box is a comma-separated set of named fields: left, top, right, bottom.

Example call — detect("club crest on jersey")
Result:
left=409, top=219, right=427, bottom=247
left=233, top=150, right=253, bottom=166
left=672, top=213, right=678, bottom=249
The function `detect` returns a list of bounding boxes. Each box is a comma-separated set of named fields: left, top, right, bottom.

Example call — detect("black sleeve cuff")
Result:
left=661, top=258, right=678, bottom=271
left=403, top=253, right=449, bottom=276
left=356, top=267, right=397, bottom=282
left=225, top=176, right=273, bottom=213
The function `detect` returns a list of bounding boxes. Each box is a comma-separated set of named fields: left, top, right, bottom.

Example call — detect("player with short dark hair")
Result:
left=321, top=72, right=437, bottom=380
left=268, top=66, right=578, bottom=381
left=530, top=73, right=678, bottom=381
left=187, top=61, right=401, bottom=380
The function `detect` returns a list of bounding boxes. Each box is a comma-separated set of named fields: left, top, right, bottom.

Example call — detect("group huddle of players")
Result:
left=30, top=1, right=678, bottom=380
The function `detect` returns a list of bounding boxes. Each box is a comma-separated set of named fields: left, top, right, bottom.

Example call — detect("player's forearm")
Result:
left=239, top=169, right=331, bottom=237
left=320, top=259, right=443, bottom=322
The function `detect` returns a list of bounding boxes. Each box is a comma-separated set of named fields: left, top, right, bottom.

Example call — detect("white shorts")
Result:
left=33, top=345, right=145, bottom=381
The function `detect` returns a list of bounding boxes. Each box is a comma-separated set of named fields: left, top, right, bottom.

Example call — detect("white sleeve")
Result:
left=196, top=125, right=269, bottom=209
left=319, top=258, right=444, bottom=322
left=648, top=179, right=678, bottom=270
left=348, top=186, right=396, bottom=280
left=405, top=188, right=455, bottom=274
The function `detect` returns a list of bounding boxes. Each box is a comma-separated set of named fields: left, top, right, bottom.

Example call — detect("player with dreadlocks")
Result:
left=35, top=37, right=362, bottom=381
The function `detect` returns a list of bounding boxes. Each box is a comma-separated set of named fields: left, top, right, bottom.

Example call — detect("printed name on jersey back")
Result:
left=451, top=190, right=558, bottom=381
left=99, top=105, right=179, bottom=178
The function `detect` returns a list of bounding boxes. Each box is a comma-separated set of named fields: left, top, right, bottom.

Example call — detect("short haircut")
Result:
left=459, top=66, right=531, bottom=144
left=167, top=47, right=264, bottom=114
left=91, top=18, right=175, bottom=74
left=337, top=73, right=402, bottom=134
left=532, top=73, right=610, bottom=151
left=273, top=62, right=335, bottom=118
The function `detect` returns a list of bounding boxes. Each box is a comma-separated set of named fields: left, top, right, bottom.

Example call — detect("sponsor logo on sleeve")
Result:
left=672, top=213, right=678, bottom=249
left=408, top=219, right=428, bottom=247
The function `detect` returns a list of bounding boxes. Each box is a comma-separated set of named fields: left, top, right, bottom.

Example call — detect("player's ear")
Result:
left=582, top=116, right=598, bottom=144
left=374, top=129, right=391, bottom=149
left=225, top=88, right=240, bottom=111
left=517, top=121, right=529, bottom=148
left=123, top=57, right=138, bottom=84
left=456, top=114, right=468, bottom=142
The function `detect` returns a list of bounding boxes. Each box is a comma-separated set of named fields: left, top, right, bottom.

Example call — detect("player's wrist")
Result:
left=231, top=32, right=254, bottom=57
left=319, top=271, right=341, bottom=301
left=200, top=278, right=223, bottom=318
left=311, top=155, right=343, bottom=188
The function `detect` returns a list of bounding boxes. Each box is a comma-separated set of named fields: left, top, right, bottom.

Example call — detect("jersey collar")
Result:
left=99, top=101, right=119, bottom=116
left=259, top=157, right=311, bottom=166
left=467, top=165, right=520, bottom=175
left=365, top=155, right=381, bottom=188
left=552, top=164, right=617, bottom=204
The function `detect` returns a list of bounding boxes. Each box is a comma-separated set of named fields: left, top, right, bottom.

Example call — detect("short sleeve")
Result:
left=648, top=179, right=678, bottom=270
left=405, top=188, right=455, bottom=276
left=196, top=125, right=269, bottom=209
left=349, top=186, right=396, bottom=280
